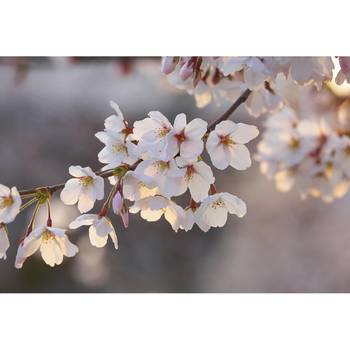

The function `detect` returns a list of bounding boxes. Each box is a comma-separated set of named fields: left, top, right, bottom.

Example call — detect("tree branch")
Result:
left=207, top=88, right=251, bottom=132
left=18, top=90, right=251, bottom=197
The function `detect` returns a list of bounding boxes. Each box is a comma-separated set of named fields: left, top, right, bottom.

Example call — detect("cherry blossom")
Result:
left=135, top=159, right=186, bottom=198
left=175, top=156, right=215, bottom=202
left=60, top=165, right=104, bottom=213
left=0, top=224, right=10, bottom=260
left=133, top=112, right=207, bottom=161
left=69, top=214, right=118, bottom=249
left=0, top=185, right=21, bottom=224
left=15, top=226, right=78, bottom=268
left=206, top=120, right=259, bottom=170
left=196, top=192, right=247, bottom=228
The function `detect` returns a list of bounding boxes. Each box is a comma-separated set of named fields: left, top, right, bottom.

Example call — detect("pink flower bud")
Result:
left=161, top=57, right=177, bottom=75
left=179, top=60, right=195, bottom=80
left=120, top=205, right=129, bottom=228
left=112, top=191, right=123, bottom=215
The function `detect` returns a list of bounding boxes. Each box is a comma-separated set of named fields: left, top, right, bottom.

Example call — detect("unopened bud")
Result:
left=161, top=57, right=178, bottom=75
left=112, top=190, right=123, bottom=215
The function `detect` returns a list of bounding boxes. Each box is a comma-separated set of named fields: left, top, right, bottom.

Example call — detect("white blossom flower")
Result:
left=166, top=113, right=208, bottom=160
left=60, top=166, right=104, bottom=213
left=0, top=224, right=10, bottom=260
left=129, top=196, right=185, bottom=232
left=95, top=130, right=138, bottom=170
left=134, top=112, right=207, bottom=160
left=175, top=156, right=215, bottom=202
left=104, top=101, right=127, bottom=136
left=69, top=214, right=118, bottom=249
left=122, top=171, right=159, bottom=201
left=15, top=226, right=78, bottom=268
left=206, top=120, right=259, bottom=170
left=0, top=185, right=21, bottom=224
left=135, top=159, right=186, bottom=198
left=196, top=192, right=247, bottom=228
left=133, top=111, right=174, bottom=160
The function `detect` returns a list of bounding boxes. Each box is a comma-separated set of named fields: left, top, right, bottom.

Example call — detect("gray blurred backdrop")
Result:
left=1, top=57, right=350, bottom=292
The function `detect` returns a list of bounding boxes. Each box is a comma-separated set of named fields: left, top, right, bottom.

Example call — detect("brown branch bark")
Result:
left=207, top=88, right=251, bottom=132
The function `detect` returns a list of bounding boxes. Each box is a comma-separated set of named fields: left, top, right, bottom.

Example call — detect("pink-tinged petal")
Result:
left=206, top=130, right=220, bottom=154
left=112, top=191, right=123, bottom=215
left=161, top=57, right=177, bottom=74
left=95, top=217, right=114, bottom=237
left=231, top=123, right=259, bottom=144
left=148, top=111, right=172, bottom=129
left=208, top=144, right=230, bottom=170
left=60, top=179, right=81, bottom=205
left=120, top=206, right=129, bottom=228
left=180, top=139, right=203, bottom=159
left=110, top=101, right=124, bottom=119
left=214, top=120, right=238, bottom=136
left=193, top=161, right=215, bottom=184
left=104, top=114, right=124, bottom=133
left=173, top=113, right=187, bottom=133
left=227, top=144, right=252, bottom=170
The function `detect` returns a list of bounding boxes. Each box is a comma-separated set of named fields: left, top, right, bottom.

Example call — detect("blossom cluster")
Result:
left=161, top=56, right=350, bottom=117
left=256, top=103, right=350, bottom=202
left=0, top=100, right=258, bottom=268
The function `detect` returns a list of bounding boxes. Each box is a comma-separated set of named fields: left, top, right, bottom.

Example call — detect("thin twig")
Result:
left=207, top=88, right=251, bottom=132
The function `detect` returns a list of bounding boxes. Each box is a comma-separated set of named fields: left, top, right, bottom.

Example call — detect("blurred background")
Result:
left=1, top=57, right=350, bottom=292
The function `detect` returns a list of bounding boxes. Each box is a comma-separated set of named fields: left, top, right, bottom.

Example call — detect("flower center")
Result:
left=288, top=137, right=300, bottom=150
left=219, top=135, right=234, bottom=147
left=156, top=161, right=170, bottom=172
left=112, top=144, right=127, bottom=154
left=175, top=130, right=186, bottom=143
left=211, top=199, right=225, bottom=209
left=185, top=165, right=195, bottom=181
left=0, top=196, right=13, bottom=209
left=157, top=127, right=171, bottom=138
left=42, top=230, right=54, bottom=243
left=79, top=176, right=94, bottom=187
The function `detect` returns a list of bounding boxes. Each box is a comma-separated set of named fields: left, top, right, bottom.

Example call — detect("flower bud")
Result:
left=112, top=190, right=123, bottom=215
left=161, top=57, right=178, bottom=75
left=120, top=205, right=129, bottom=228
left=179, top=60, right=195, bottom=80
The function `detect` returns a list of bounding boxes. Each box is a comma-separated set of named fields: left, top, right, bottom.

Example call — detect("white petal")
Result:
left=68, top=165, right=86, bottom=177
left=69, top=214, right=99, bottom=229
left=173, top=113, right=187, bottom=133
left=89, top=226, right=108, bottom=248
left=60, top=179, right=81, bottom=205
left=40, top=240, right=63, bottom=267
left=0, top=227, right=10, bottom=259
left=222, top=193, right=247, bottom=218
left=230, top=123, right=259, bottom=144
left=228, top=144, right=252, bottom=170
